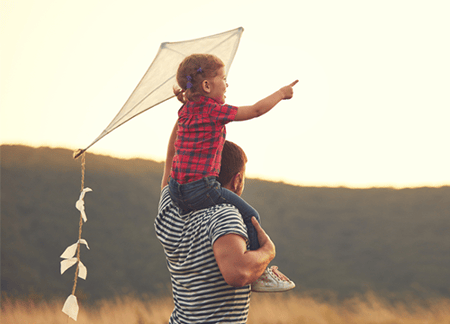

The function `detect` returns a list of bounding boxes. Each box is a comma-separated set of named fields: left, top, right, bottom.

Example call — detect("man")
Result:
left=155, top=140, right=277, bottom=323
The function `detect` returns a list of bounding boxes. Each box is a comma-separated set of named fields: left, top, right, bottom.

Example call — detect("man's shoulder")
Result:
left=193, top=202, right=241, bottom=220
left=158, top=186, right=173, bottom=211
left=161, top=185, right=170, bottom=197
left=158, top=186, right=239, bottom=218
left=204, top=204, right=248, bottom=246
left=157, top=187, right=248, bottom=248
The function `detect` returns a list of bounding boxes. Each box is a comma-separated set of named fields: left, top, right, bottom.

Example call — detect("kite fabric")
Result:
left=74, top=27, right=244, bottom=159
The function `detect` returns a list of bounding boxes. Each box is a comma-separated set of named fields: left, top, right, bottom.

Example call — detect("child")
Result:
left=163, top=53, right=297, bottom=292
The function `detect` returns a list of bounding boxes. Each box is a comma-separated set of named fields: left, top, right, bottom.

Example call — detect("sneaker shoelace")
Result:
left=270, top=266, right=291, bottom=282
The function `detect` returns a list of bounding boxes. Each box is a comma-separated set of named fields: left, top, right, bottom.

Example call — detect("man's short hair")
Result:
left=217, top=140, right=247, bottom=186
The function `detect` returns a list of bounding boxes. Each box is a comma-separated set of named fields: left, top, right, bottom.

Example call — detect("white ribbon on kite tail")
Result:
left=75, top=188, right=93, bottom=222
left=61, top=185, right=93, bottom=320
left=62, top=294, right=79, bottom=321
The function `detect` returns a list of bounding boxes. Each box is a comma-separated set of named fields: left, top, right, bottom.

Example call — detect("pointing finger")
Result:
left=290, top=80, right=299, bottom=87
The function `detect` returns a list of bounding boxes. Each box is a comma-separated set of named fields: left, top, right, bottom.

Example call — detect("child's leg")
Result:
left=169, top=176, right=224, bottom=213
left=218, top=187, right=261, bottom=250
left=171, top=178, right=294, bottom=292
left=168, top=177, right=190, bottom=214
left=169, top=177, right=261, bottom=249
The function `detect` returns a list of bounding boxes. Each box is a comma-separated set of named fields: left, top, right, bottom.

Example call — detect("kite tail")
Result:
left=61, top=152, right=91, bottom=321
left=72, top=152, right=86, bottom=295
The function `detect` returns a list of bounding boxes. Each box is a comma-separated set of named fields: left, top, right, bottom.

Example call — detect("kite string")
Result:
left=71, top=152, right=86, bottom=296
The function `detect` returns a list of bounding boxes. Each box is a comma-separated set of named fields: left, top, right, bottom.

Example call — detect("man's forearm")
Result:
left=214, top=232, right=275, bottom=287
left=237, top=245, right=275, bottom=285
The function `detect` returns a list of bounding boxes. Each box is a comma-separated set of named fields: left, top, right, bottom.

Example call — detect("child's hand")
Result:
left=279, top=80, right=299, bottom=100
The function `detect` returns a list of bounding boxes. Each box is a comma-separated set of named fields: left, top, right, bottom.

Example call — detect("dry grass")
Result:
left=248, top=292, right=450, bottom=324
left=1, top=295, right=174, bottom=324
left=2, top=292, right=450, bottom=324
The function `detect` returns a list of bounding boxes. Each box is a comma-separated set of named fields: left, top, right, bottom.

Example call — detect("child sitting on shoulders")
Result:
left=163, top=53, right=297, bottom=292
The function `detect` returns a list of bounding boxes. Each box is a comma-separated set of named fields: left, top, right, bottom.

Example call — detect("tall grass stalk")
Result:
left=2, top=292, right=449, bottom=324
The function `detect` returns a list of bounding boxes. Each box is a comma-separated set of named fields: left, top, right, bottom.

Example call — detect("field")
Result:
left=2, top=146, right=450, bottom=323
left=2, top=292, right=450, bottom=324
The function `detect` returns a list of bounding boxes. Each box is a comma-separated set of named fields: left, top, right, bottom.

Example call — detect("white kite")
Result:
left=74, top=27, right=244, bottom=158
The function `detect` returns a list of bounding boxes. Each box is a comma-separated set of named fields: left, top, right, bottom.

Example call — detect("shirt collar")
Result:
left=190, top=95, right=219, bottom=105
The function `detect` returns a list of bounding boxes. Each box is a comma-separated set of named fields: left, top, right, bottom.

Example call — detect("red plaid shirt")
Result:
left=171, top=96, right=238, bottom=184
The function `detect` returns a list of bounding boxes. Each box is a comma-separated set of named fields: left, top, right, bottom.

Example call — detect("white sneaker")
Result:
left=251, top=266, right=295, bottom=292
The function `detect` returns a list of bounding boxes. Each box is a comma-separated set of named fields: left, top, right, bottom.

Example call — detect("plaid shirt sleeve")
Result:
left=211, top=103, right=238, bottom=125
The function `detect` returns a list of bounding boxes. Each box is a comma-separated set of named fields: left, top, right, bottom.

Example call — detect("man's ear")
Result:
left=231, top=172, right=242, bottom=191
left=202, top=79, right=211, bottom=94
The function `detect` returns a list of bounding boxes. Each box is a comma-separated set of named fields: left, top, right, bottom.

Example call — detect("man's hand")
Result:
left=251, top=217, right=275, bottom=259
left=279, top=80, right=299, bottom=100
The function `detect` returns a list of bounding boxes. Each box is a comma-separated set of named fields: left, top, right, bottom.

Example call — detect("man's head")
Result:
left=217, top=140, right=247, bottom=196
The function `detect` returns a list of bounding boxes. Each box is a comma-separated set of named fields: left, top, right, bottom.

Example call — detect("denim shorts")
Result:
left=169, top=176, right=261, bottom=250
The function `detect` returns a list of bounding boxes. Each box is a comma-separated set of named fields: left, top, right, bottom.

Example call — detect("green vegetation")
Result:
left=1, top=145, right=449, bottom=303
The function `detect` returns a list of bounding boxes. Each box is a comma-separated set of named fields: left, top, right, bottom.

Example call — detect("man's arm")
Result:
left=161, top=120, right=178, bottom=191
left=213, top=217, right=276, bottom=287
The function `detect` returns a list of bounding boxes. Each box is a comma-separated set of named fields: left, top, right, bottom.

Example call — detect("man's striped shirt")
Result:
left=155, top=186, right=251, bottom=324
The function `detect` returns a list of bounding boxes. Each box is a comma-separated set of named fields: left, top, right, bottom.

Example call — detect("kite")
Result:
left=63, top=27, right=244, bottom=321
left=74, top=27, right=244, bottom=159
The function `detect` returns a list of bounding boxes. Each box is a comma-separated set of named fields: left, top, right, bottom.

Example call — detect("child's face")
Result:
left=207, top=67, right=228, bottom=104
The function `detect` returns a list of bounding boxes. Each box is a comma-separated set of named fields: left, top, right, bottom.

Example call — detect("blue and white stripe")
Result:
left=155, top=187, right=250, bottom=324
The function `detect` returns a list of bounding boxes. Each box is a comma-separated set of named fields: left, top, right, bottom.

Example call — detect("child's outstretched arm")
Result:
left=235, top=80, right=298, bottom=121
left=161, top=120, right=178, bottom=191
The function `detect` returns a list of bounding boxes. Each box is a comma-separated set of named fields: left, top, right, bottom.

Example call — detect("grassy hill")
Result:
left=1, top=145, right=449, bottom=303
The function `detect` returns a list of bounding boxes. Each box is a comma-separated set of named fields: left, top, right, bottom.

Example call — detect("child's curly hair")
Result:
left=174, top=54, right=225, bottom=103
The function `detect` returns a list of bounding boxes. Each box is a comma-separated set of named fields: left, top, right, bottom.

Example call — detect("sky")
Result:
left=1, top=0, right=449, bottom=188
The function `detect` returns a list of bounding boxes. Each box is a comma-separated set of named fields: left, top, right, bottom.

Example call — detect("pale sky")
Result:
left=1, top=0, right=449, bottom=188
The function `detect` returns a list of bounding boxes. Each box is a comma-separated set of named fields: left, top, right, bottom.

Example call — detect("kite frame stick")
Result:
left=73, top=27, right=243, bottom=160
left=73, top=96, right=175, bottom=159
